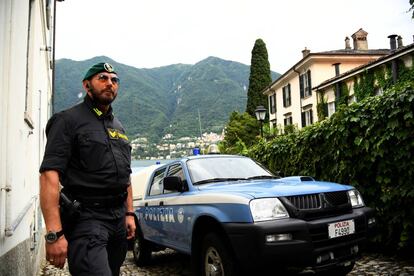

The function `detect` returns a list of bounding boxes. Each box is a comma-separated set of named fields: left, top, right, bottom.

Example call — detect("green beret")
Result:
left=82, top=62, right=117, bottom=81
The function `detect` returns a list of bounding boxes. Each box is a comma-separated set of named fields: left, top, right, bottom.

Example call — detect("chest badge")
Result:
left=107, top=128, right=129, bottom=141
left=108, top=129, right=119, bottom=139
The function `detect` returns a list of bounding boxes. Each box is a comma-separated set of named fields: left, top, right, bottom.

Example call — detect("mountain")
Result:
left=54, top=56, right=280, bottom=142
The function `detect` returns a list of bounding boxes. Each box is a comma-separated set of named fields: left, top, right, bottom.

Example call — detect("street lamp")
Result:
left=255, top=105, right=267, bottom=138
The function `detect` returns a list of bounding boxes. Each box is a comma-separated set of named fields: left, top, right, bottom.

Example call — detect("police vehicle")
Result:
left=130, top=154, right=375, bottom=275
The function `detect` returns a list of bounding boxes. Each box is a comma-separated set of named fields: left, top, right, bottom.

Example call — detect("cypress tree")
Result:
left=246, top=39, right=272, bottom=118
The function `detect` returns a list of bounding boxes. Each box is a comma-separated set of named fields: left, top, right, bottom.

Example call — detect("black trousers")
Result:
left=64, top=216, right=127, bottom=276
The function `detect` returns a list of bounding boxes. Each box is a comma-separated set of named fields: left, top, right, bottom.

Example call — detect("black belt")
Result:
left=68, top=191, right=127, bottom=209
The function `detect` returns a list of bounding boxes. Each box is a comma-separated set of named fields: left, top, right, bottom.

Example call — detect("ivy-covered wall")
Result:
left=249, top=73, right=414, bottom=253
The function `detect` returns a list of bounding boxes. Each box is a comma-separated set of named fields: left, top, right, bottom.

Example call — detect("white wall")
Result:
left=0, top=0, right=54, bottom=274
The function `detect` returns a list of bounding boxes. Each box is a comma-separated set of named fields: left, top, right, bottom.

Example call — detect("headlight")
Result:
left=250, top=198, right=289, bottom=222
left=348, top=189, right=365, bottom=208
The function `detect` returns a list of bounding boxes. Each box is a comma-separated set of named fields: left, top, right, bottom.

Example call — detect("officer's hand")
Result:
left=126, top=216, right=136, bottom=240
left=46, top=235, right=68, bottom=269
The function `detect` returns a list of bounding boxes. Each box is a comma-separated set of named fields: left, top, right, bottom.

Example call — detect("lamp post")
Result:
left=255, top=105, right=267, bottom=138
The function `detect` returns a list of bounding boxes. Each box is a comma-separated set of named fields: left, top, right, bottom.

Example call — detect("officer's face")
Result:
left=86, top=73, right=119, bottom=105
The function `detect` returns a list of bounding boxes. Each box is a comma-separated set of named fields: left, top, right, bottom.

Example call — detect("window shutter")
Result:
left=282, top=87, right=286, bottom=107
left=284, top=118, right=287, bottom=126
left=307, top=70, right=312, bottom=96
left=288, top=84, right=291, bottom=106
left=301, top=112, right=305, bottom=127
left=299, top=75, right=304, bottom=98
left=310, top=109, right=313, bottom=124
left=324, top=104, right=329, bottom=117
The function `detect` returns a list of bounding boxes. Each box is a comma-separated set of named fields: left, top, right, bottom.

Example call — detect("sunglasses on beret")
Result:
left=97, top=73, right=120, bottom=85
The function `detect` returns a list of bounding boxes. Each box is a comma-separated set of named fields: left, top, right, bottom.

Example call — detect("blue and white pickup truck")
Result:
left=130, top=154, right=376, bottom=275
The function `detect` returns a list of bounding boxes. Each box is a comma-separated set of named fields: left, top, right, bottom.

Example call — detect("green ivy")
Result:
left=354, top=69, right=376, bottom=101
left=317, top=91, right=327, bottom=121
left=337, top=82, right=350, bottom=106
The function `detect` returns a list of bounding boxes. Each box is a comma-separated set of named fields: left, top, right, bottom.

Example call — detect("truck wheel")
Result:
left=132, top=232, right=151, bottom=266
left=201, top=233, right=235, bottom=276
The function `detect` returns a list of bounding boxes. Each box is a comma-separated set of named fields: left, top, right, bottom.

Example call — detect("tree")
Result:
left=221, top=111, right=259, bottom=154
left=246, top=39, right=272, bottom=117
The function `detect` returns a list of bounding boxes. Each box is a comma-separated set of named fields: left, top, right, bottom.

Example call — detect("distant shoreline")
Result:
left=131, top=159, right=173, bottom=172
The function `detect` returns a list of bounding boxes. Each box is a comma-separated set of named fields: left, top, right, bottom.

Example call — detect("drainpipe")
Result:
left=388, top=34, right=398, bottom=83
left=51, top=0, right=58, bottom=115
left=333, top=63, right=341, bottom=101
left=293, top=67, right=302, bottom=127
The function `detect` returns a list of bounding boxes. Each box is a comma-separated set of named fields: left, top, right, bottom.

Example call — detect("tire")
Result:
left=132, top=231, right=152, bottom=266
left=201, top=233, right=236, bottom=276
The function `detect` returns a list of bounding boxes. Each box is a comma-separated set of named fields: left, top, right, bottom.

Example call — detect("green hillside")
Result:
left=54, top=56, right=280, bottom=142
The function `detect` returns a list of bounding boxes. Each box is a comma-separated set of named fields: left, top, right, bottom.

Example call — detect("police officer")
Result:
left=39, top=62, right=136, bottom=276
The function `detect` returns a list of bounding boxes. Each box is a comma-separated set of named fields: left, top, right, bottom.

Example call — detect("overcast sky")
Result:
left=55, top=0, right=414, bottom=74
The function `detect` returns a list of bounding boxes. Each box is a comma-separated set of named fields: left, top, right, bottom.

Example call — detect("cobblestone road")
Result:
left=38, top=249, right=414, bottom=276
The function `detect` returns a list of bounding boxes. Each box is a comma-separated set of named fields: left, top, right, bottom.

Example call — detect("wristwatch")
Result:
left=45, top=230, right=64, bottom=243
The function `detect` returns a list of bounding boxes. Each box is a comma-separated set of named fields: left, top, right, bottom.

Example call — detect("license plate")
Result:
left=328, top=219, right=355, bottom=239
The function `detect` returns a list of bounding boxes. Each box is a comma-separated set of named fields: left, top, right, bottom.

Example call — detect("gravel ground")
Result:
left=38, top=250, right=414, bottom=276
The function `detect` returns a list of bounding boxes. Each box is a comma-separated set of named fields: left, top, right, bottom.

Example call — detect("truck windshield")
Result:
left=188, top=156, right=274, bottom=185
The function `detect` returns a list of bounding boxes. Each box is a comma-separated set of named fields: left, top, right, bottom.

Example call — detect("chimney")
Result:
left=388, top=34, right=398, bottom=51
left=345, top=37, right=351, bottom=50
left=302, top=47, right=310, bottom=58
left=351, top=28, right=368, bottom=50
left=397, top=35, right=403, bottom=48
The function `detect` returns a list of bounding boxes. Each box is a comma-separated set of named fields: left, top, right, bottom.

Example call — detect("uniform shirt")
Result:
left=40, top=95, right=132, bottom=199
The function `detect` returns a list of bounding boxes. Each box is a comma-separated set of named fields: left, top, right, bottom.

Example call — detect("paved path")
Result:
left=38, top=250, right=414, bottom=276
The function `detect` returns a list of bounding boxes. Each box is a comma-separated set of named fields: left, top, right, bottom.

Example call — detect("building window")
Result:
left=327, top=102, right=336, bottom=117
left=270, top=119, right=277, bottom=129
left=300, top=70, right=312, bottom=98
left=301, top=109, right=313, bottom=127
left=284, top=115, right=293, bottom=126
left=282, top=84, right=291, bottom=107
left=269, top=93, right=276, bottom=114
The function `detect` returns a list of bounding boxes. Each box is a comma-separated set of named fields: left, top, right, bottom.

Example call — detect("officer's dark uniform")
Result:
left=40, top=88, right=132, bottom=275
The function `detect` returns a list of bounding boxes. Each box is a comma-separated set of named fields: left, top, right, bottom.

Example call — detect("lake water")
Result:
left=131, top=159, right=173, bottom=172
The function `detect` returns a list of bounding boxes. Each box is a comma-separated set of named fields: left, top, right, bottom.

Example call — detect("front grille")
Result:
left=286, top=194, right=321, bottom=209
left=283, top=191, right=352, bottom=220
left=324, top=191, right=349, bottom=206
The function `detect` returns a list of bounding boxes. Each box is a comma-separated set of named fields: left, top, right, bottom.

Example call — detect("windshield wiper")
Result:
left=246, top=175, right=279, bottom=180
left=193, top=178, right=245, bottom=185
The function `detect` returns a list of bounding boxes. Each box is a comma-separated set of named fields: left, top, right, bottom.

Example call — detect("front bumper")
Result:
left=222, top=207, right=375, bottom=271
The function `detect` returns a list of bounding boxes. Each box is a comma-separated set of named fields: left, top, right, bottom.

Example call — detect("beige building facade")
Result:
left=264, top=29, right=389, bottom=133
left=315, top=36, right=414, bottom=115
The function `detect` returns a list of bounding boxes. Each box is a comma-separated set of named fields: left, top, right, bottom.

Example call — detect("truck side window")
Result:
left=165, top=164, right=186, bottom=194
left=149, top=168, right=166, bottom=196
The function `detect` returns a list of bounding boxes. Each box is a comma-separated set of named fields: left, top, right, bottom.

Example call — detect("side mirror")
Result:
left=163, top=176, right=186, bottom=192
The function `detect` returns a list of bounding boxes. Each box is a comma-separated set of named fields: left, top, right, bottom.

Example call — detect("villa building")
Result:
left=263, top=28, right=390, bottom=133
left=315, top=36, right=414, bottom=118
